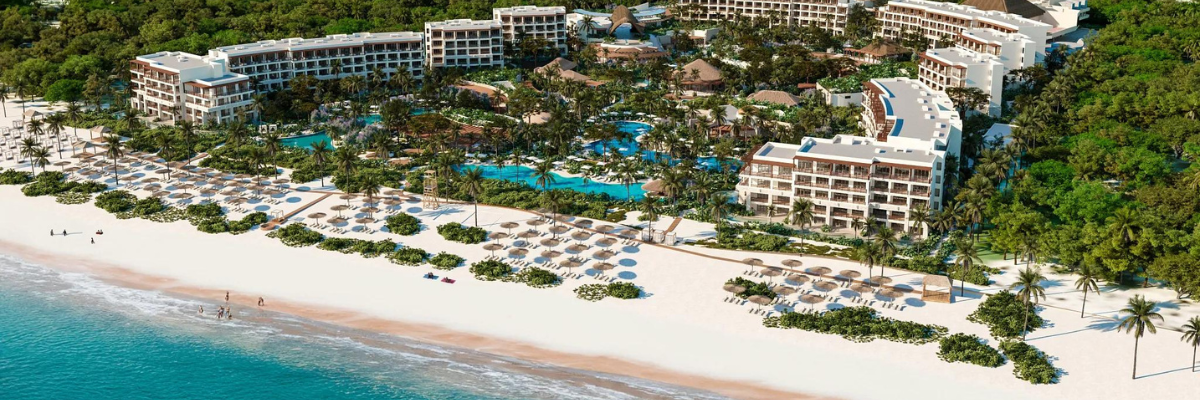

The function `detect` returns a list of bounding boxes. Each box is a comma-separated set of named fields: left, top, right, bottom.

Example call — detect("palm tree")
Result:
left=541, top=190, right=566, bottom=234
left=66, top=101, right=83, bottom=140
left=1010, top=267, right=1047, bottom=341
left=787, top=198, right=814, bottom=242
left=909, top=204, right=929, bottom=238
left=263, top=132, right=282, bottom=178
left=1117, top=295, right=1162, bottom=379
left=1182, top=316, right=1200, bottom=373
left=708, top=193, right=730, bottom=228
left=177, top=120, right=197, bottom=164
left=310, top=141, right=331, bottom=187
left=850, top=217, right=864, bottom=239
left=1074, top=266, right=1102, bottom=318
left=0, top=84, right=9, bottom=118
left=952, top=238, right=981, bottom=296
left=103, top=133, right=124, bottom=186
left=30, top=146, right=50, bottom=173
left=857, top=242, right=883, bottom=281
left=334, top=146, right=359, bottom=176
left=460, top=167, right=485, bottom=227
left=533, top=161, right=556, bottom=192
left=46, top=113, right=66, bottom=158
left=640, top=196, right=661, bottom=242
left=359, top=173, right=381, bottom=205
left=154, top=131, right=176, bottom=178
left=874, top=227, right=898, bottom=277
left=618, top=162, right=638, bottom=198
left=19, top=138, right=40, bottom=173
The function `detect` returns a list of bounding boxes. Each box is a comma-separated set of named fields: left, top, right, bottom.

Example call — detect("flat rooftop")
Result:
left=426, top=19, right=502, bottom=30
left=494, top=6, right=566, bottom=16
left=961, top=27, right=1032, bottom=44
left=887, top=0, right=1050, bottom=29
left=211, top=32, right=422, bottom=57
left=137, top=52, right=217, bottom=73
left=748, top=136, right=940, bottom=166
left=868, top=78, right=960, bottom=144
left=925, top=47, right=998, bottom=66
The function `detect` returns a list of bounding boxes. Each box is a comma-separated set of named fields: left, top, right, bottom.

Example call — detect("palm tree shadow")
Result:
left=1137, top=366, right=1195, bottom=379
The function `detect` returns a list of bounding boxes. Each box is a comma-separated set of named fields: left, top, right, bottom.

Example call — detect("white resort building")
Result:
left=493, top=6, right=568, bottom=56
left=875, top=0, right=1053, bottom=47
left=677, top=0, right=864, bottom=35
left=737, top=78, right=961, bottom=235
left=129, top=52, right=255, bottom=125
left=918, top=47, right=1005, bottom=116
left=424, top=19, right=505, bottom=70
left=208, top=32, right=425, bottom=91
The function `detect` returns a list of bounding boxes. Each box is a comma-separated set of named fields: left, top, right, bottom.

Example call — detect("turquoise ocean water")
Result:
left=0, top=254, right=726, bottom=400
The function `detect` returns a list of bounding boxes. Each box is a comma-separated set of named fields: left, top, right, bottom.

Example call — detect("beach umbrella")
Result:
left=383, top=189, right=404, bottom=196
left=574, top=219, right=593, bottom=228
left=144, top=183, right=162, bottom=191
left=488, top=231, right=508, bottom=242
left=327, top=216, right=347, bottom=224
left=868, top=276, right=893, bottom=287
left=772, top=286, right=797, bottom=298
left=877, top=288, right=903, bottom=304
left=760, top=267, right=784, bottom=282
left=177, top=183, right=195, bottom=194
left=331, top=204, right=349, bottom=217
left=150, top=190, right=170, bottom=197
left=566, top=243, right=588, bottom=253
left=273, top=178, right=290, bottom=185
left=539, top=237, right=561, bottom=247
left=618, top=230, right=638, bottom=239
left=483, top=243, right=503, bottom=256
left=228, top=197, right=248, bottom=205
left=592, top=262, right=615, bottom=277
left=596, top=237, right=617, bottom=247
left=173, top=192, right=194, bottom=200
left=262, top=188, right=281, bottom=196
left=53, top=160, right=71, bottom=171
left=593, top=249, right=616, bottom=260
left=807, top=266, right=832, bottom=277
left=570, top=231, right=592, bottom=242
left=517, top=230, right=539, bottom=239
left=549, top=225, right=569, bottom=237
left=507, top=247, right=529, bottom=257
left=540, top=249, right=562, bottom=259
left=119, top=175, right=138, bottom=182
left=747, top=295, right=772, bottom=310
left=199, top=188, right=217, bottom=196
left=742, top=257, right=763, bottom=272
left=814, top=281, right=838, bottom=292
left=554, top=214, right=572, bottom=223
left=142, top=177, right=160, bottom=184
left=558, top=258, right=582, bottom=274
left=306, top=212, right=327, bottom=225
left=723, top=284, right=746, bottom=296
left=360, top=206, right=380, bottom=218
left=526, top=218, right=545, bottom=226
left=355, top=217, right=376, bottom=231
left=781, top=259, right=803, bottom=268
left=595, top=225, right=615, bottom=235
left=850, top=283, right=874, bottom=298
left=840, top=270, right=862, bottom=281
left=785, top=274, right=810, bottom=286
left=339, top=193, right=357, bottom=206
left=799, top=294, right=825, bottom=310
left=63, top=166, right=80, bottom=173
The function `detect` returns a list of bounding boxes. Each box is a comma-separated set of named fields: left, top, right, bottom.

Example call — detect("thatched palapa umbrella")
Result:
left=517, top=230, right=540, bottom=239
left=507, top=247, right=529, bottom=258
left=592, top=262, right=614, bottom=277
left=593, top=249, right=616, bottom=260
left=307, top=212, right=327, bottom=226
left=566, top=243, right=588, bottom=253
left=781, top=259, right=803, bottom=268
left=500, top=221, right=520, bottom=234
left=483, top=243, right=504, bottom=256
left=540, top=237, right=561, bottom=247
left=723, top=283, right=746, bottom=296
left=747, top=295, right=772, bottom=310
left=540, top=249, right=562, bottom=259
left=800, top=294, right=825, bottom=310
left=808, top=266, right=832, bottom=277
left=760, top=267, right=783, bottom=282
left=488, top=231, right=508, bottom=242
left=785, top=274, right=809, bottom=286
left=840, top=270, right=862, bottom=281
left=742, top=257, right=763, bottom=272
left=596, top=237, right=617, bottom=247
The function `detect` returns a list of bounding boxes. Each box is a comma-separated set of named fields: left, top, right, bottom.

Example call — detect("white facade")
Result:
left=738, top=77, right=962, bottom=235
left=677, top=0, right=863, bottom=35
left=425, top=19, right=504, bottom=69
left=957, top=28, right=1039, bottom=71
left=208, top=32, right=425, bottom=90
left=919, top=47, right=1005, bottom=116
left=876, top=0, right=1051, bottom=52
left=130, top=52, right=254, bottom=125
left=817, top=82, right=864, bottom=107
left=493, top=6, right=568, bottom=56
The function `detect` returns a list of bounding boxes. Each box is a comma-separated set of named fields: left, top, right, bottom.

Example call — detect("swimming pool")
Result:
left=582, top=121, right=732, bottom=170
left=462, top=164, right=647, bottom=200
left=280, top=132, right=335, bottom=149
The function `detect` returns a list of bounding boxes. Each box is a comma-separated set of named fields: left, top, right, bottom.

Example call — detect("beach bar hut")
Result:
left=921, top=275, right=953, bottom=303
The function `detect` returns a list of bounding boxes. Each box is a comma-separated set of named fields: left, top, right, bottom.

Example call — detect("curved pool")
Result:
left=583, top=121, right=733, bottom=170
left=462, top=164, right=647, bottom=200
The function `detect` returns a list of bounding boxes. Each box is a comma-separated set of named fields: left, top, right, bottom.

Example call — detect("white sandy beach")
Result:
left=3, top=99, right=1199, bottom=400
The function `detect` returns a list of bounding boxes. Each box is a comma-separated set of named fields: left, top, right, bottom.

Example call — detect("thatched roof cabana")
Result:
left=676, top=59, right=723, bottom=91
left=536, top=57, right=577, bottom=73
left=608, top=5, right=645, bottom=35
left=747, top=90, right=803, bottom=107
left=921, top=275, right=953, bottom=303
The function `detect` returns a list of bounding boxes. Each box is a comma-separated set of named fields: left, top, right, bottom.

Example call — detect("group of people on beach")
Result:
left=50, top=228, right=100, bottom=244
left=197, top=291, right=266, bottom=320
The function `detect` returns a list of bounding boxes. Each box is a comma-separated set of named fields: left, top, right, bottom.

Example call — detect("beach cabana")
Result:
left=921, top=275, right=953, bottom=303
left=675, top=59, right=723, bottom=92
left=747, top=90, right=804, bottom=108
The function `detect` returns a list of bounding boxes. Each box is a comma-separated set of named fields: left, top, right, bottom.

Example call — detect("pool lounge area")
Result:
left=583, top=121, right=732, bottom=170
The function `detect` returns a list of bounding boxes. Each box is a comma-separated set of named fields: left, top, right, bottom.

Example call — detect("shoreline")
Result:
left=0, top=239, right=820, bottom=400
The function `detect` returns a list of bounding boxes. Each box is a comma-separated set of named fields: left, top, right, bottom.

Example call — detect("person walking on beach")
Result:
left=62, top=229, right=67, bottom=236
left=257, top=297, right=264, bottom=307
left=225, top=291, right=229, bottom=302
left=50, top=230, right=54, bottom=236
left=90, top=238, right=94, bottom=244
left=226, top=307, right=233, bottom=320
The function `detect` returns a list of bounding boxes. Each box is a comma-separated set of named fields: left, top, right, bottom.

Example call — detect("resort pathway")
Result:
left=261, top=193, right=333, bottom=230
left=663, top=217, right=683, bottom=233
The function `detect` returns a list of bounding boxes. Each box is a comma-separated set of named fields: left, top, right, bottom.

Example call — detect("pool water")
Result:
left=281, top=132, right=335, bottom=149
left=583, top=121, right=732, bottom=170
left=463, top=164, right=647, bottom=200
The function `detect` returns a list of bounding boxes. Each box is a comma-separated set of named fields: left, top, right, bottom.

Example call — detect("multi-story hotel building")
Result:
left=955, top=27, right=1039, bottom=71
left=207, top=32, right=425, bottom=91
left=424, top=19, right=504, bottom=70
left=737, top=78, right=961, bottom=235
left=677, top=0, right=863, bottom=35
left=875, top=0, right=1051, bottom=50
left=493, top=6, right=568, bottom=56
left=129, top=52, right=255, bottom=125
left=918, top=47, right=1005, bottom=116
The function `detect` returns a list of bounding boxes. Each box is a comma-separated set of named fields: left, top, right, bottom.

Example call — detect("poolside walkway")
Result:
left=261, top=193, right=332, bottom=230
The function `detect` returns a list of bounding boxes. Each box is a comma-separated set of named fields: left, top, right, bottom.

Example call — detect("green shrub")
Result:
left=266, top=223, right=324, bottom=247
left=437, top=222, right=487, bottom=244
left=1000, top=341, right=1059, bottom=384
left=724, top=277, right=775, bottom=299
left=55, top=192, right=91, bottom=204
left=968, top=291, right=1044, bottom=339
left=469, top=259, right=512, bottom=280
left=0, top=169, right=33, bottom=185
left=575, top=283, right=609, bottom=301
left=507, top=267, right=561, bottom=288
left=144, top=207, right=187, bottom=223
left=318, top=237, right=360, bottom=253
left=385, top=213, right=421, bottom=235
left=186, top=203, right=224, bottom=219
left=763, top=306, right=947, bottom=344
left=94, top=190, right=137, bottom=213
left=429, top=252, right=465, bottom=270
left=130, top=197, right=166, bottom=217
left=606, top=282, right=641, bottom=299
left=20, top=171, right=105, bottom=196
left=387, top=247, right=429, bottom=266
left=937, top=334, right=1005, bottom=367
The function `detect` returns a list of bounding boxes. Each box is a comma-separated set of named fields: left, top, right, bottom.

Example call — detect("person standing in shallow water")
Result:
left=257, top=297, right=264, bottom=307
left=225, top=291, right=229, bottom=302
